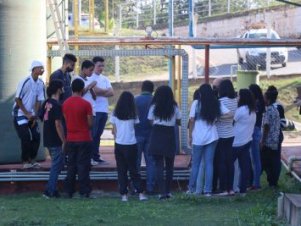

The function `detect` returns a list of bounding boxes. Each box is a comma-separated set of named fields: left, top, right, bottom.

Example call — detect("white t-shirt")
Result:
left=189, top=100, right=229, bottom=145
left=233, top=106, right=256, bottom=147
left=110, top=115, right=139, bottom=145
left=147, top=105, right=181, bottom=126
left=73, top=75, right=95, bottom=113
left=13, top=75, right=45, bottom=118
left=216, top=97, right=238, bottom=138
left=88, top=73, right=112, bottom=113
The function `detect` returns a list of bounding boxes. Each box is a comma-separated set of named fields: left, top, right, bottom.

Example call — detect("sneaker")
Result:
left=91, top=159, right=98, bottom=166
left=53, top=190, right=61, bottom=198
left=158, top=195, right=167, bottom=200
left=139, top=193, right=148, bottom=201
left=121, top=195, right=128, bottom=202
left=32, top=162, right=41, bottom=168
left=95, top=158, right=106, bottom=163
left=23, top=163, right=33, bottom=169
left=228, top=190, right=235, bottom=196
left=166, top=193, right=173, bottom=199
left=43, top=191, right=51, bottom=199
left=216, top=191, right=229, bottom=196
left=185, top=190, right=194, bottom=195
left=204, top=192, right=212, bottom=197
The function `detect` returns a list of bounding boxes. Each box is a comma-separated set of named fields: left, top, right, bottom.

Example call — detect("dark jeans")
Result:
left=45, top=146, right=64, bottom=194
left=153, top=155, right=175, bottom=196
left=13, top=119, right=40, bottom=162
left=114, top=143, right=143, bottom=195
left=136, top=136, right=156, bottom=192
left=231, top=142, right=252, bottom=193
left=217, top=137, right=234, bottom=192
left=261, top=146, right=281, bottom=187
left=92, top=112, right=108, bottom=160
left=64, top=142, right=92, bottom=196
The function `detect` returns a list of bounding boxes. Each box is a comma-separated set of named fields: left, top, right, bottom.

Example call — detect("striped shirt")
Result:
left=12, top=75, right=45, bottom=120
left=216, top=97, right=238, bottom=138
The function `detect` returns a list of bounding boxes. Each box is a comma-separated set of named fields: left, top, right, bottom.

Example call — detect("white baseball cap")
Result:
left=29, top=60, right=44, bottom=71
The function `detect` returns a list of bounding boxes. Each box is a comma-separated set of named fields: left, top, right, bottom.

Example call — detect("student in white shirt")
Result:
left=110, top=91, right=147, bottom=202
left=147, top=85, right=181, bottom=200
left=187, top=84, right=229, bottom=196
left=13, top=60, right=45, bottom=168
left=73, top=60, right=97, bottom=115
left=232, top=89, right=256, bottom=195
left=90, top=57, right=114, bottom=165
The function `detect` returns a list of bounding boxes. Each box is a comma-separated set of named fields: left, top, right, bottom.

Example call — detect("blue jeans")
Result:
left=92, top=112, right=108, bottom=160
left=136, top=136, right=156, bottom=192
left=45, top=146, right=64, bottom=195
left=232, top=142, right=252, bottom=193
left=188, top=141, right=217, bottom=193
left=250, top=126, right=262, bottom=188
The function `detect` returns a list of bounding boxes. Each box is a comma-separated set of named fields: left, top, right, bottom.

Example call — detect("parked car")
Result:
left=237, top=29, right=288, bottom=69
left=68, top=13, right=101, bottom=30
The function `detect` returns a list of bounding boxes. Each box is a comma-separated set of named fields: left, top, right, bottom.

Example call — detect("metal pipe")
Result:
left=204, top=44, right=210, bottom=83
left=47, top=37, right=301, bottom=47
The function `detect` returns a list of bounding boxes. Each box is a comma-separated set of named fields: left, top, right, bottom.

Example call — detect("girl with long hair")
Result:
left=187, top=83, right=229, bottom=196
left=214, top=79, right=237, bottom=196
left=147, top=85, right=181, bottom=200
left=110, top=91, right=147, bottom=202
left=232, top=89, right=256, bottom=195
left=249, top=84, right=265, bottom=190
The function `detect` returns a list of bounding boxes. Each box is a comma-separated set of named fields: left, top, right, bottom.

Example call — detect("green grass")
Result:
left=0, top=170, right=300, bottom=226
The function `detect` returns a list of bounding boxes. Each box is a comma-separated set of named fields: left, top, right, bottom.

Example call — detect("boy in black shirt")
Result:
left=42, top=80, right=65, bottom=198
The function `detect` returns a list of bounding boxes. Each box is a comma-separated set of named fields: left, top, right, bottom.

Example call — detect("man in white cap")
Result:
left=13, top=60, right=45, bottom=168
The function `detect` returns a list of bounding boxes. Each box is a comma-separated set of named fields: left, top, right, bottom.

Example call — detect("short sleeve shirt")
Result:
left=62, top=96, right=93, bottom=142
left=110, top=115, right=139, bottom=145
left=88, top=73, right=112, bottom=113
left=147, top=105, right=181, bottom=126
left=50, top=69, right=72, bottom=103
left=13, top=75, right=45, bottom=118
left=262, top=105, right=280, bottom=150
left=43, top=98, right=63, bottom=147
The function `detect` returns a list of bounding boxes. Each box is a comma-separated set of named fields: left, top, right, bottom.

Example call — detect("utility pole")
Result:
left=208, top=0, right=211, bottom=16
left=153, top=0, right=157, bottom=25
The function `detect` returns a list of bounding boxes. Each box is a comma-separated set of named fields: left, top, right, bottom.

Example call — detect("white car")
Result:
left=68, top=13, right=101, bottom=30
left=237, top=29, right=288, bottom=69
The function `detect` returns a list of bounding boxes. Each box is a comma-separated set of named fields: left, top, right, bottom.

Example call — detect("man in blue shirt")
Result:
left=135, top=80, right=155, bottom=194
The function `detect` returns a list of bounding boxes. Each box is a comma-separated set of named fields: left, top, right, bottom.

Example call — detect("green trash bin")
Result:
left=236, top=70, right=259, bottom=90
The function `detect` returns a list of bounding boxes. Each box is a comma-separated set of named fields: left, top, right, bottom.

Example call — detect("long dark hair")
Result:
left=114, top=91, right=137, bottom=120
left=218, top=79, right=236, bottom=99
left=151, top=85, right=177, bottom=121
left=238, top=89, right=256, bottom=114
left=196, top=83, right=221, bottom=124
left=249, top=84, right=265, bottom=107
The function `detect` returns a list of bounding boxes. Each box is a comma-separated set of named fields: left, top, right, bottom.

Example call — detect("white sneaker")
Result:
left=32, top=162, right=41, bottom=168
left=121, top=195, right=128, bottom=202
left=139, top=193, right=148, bottom=201
left=23, top=163, right=33, bottom=169
left=91, top=159, right=98, bottom=166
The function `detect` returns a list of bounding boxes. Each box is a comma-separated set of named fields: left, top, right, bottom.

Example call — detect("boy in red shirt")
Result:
left=62, top=78, right=93, bottom=198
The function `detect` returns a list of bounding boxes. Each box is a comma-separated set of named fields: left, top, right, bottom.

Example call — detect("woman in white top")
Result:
left=148, top=85, right=181, bottom=200
left=188, top=84, right=229, bottom=196
left=110, top=91, right=147, bottom=202
left=214, top=79, right=237, bottom=195
left=232, top=89, right=256, bottom=195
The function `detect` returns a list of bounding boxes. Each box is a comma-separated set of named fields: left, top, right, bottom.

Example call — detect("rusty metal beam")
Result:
left=47, top=37, right=301, bottom=47
left=204, top=45, right=210, bottom=84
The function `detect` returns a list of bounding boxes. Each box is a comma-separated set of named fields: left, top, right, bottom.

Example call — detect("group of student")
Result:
left=187, top=79, right=284, bottom=196
left=12, top=53, right=285, bottom=201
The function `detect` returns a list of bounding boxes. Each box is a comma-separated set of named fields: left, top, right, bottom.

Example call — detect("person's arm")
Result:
left=55, top=119, right=66, bottom=144
left=112, top=124, right=117, bottom=139
left=87, top=115, right=93, bottom=129
left=93, top=87, right=114, bottom=97
left=15, top=98, right=34, bottom=120
left=188, top=118, right=195, bottom=147
left=83, top=81, right=97, bottom=94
